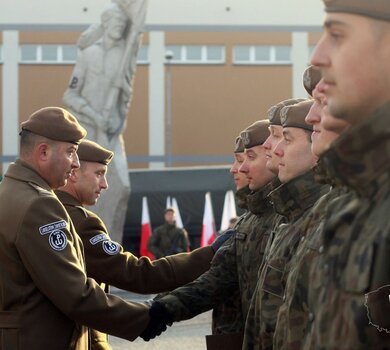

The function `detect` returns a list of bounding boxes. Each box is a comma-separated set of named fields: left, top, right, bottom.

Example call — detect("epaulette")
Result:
left=28, top=182, right=53, bottom=197
left=75, top=205, right=89, bottom=218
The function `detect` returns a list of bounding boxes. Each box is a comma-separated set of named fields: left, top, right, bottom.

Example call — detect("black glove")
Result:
left=140, top=301, right=173, bottom=341
left=211, top=229, right=236, bottom=253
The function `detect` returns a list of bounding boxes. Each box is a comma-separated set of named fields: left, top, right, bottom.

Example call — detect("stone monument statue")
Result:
left=63, top=0, right=148, bottom=243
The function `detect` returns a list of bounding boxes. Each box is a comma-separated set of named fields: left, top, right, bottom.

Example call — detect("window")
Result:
left=233, top=45, right=291, bottom=65
left=165, top=45, right=225, bottom=64
left=137, top=45, right=149, bottom=64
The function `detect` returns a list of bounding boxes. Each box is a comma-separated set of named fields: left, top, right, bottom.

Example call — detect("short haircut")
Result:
left=164, top=208, right=175, bottom=214
left=19, top=130, right=55, bottom=157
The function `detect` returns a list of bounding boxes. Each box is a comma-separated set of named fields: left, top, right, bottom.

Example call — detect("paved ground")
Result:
left=109, top=288, right=212, bottom=350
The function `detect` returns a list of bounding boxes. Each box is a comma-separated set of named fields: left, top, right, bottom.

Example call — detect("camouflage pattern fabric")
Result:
left=243, top=170, right=330, bottom=350
left=273, top=159, right=349, bottom=350
left=159, top=179, right=282, bottom=333
left=302, top=102, right=390, bottom=350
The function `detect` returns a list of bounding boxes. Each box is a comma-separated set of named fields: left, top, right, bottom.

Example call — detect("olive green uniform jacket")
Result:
left=0, top=160, right=149, bottom=350
left=302, top=102, right=390, bottom=350
left=55, top=190, right=214, bottom=349
left=243, top=171, right=329, bottom=350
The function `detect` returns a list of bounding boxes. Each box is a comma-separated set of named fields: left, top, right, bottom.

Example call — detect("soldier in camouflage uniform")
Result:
left=243, top=100, right=330, bottom=350
left=147, top=120, right=280, bottom=348
left=211, top=135, right=248, bottom=336
left=273, top=72, right=350, bottom=350
left=298, top=1, right=390, bottom=349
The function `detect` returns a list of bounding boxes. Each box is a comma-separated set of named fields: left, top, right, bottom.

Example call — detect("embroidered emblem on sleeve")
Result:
left=49, top=230, right=68, bottom=251
left=39, top=220, right=67, bottom=235
left=102, top=240, right=120, bottom=255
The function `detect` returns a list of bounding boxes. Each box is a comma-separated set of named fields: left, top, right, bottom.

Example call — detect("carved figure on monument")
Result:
left=63, top=0, right=148, bottom=243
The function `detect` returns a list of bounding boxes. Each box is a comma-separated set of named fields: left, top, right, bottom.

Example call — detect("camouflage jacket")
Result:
left=159, top=180, right=281, bottom=331
left=243, top=170, right=329, bottom=350
left=302, top=102, right=390, bottom=350
left=212, top=185, right=250, bottom=335
left=273, top=160, right=349, bottom=350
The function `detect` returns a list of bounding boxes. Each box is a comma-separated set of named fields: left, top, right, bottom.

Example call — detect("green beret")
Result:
left=324, top=0, right=390, bottom=22
left=240, top=120, right=270, bottom=149
left=267, top=98, right=306, bottom=125
left=20, top=107, right=86, bottom=145
left=234, top=136, right=245, bottom=153
left=303, top=66, right=322, bottom=96
left=77, top=139, right=114, bottom=165
left=280, top=100, right=314, bottom=132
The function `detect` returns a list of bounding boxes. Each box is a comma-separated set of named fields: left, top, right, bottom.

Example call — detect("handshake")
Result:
left=140, top=300, right=174, bottom=341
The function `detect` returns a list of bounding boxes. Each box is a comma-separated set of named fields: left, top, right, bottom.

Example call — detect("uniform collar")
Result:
left=322, top=101, right=390, bottom=197
left=246, top=177, right=277, bottom=216
left=5, top=159, right=53, bottom=193
left=55, top=190, right=82, bottom=207
left=235, top=185, right=251, bottom=209
left=269, top=170, right=329, bottom=221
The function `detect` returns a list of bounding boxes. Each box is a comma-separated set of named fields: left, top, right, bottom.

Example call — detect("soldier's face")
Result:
left=230, top=152, right=249, bottom=190
left=47, top=142, right=79, bottom=189
left=76, top=162, right=108, bottom=206
left=274, top=128, right=317, bottom=183
left=311, top=13, right=390, bottom=129
left=305, top=82, right=349, bottom=157
left=164, top=211, right=176, bottom=224
left=239, top=145, right=275, bottom=191
left=263, top=125, right=283, bottom=175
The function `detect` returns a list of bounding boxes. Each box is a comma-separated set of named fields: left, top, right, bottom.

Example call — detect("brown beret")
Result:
left=280, top=100, right=314, bottom=132
left=77, top=139, right=113, bottom=165
left=323, top=0, right=390, bottom=22
left=234, top=136, right=245, bottom=153
left=303, top=66, right=322, bottom=96
left=240, top=120, right=270, bottom=149
left=267, top=98, right=306, bottom=125
left=20, top=107, right=86, bottom=145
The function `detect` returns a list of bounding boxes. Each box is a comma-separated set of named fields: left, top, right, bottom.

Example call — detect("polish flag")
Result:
left=171, top=197, right=184, bottom=229
left=139, top=196, right=154, bottom=259
left=200, top=192, right=217, bottom=247
left=220, top=190, right=237, bottom=232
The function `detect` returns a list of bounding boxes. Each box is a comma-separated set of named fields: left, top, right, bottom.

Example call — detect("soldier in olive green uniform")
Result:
left=243, top=100, right=330, bottom=350
left=147, top=120, right=281, bottom=349
left=273, top=69, right=350, bottom=350
left=55, top=139, right=217, bottom=350
left=301, top=1, right=390, bottom=348
left=0, top=107, right=152, bottom=350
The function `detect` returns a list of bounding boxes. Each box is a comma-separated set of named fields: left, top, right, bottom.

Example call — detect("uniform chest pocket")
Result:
left=261, top=257, right=287, bottom=298
left=341, top=242, right=374, bottom=293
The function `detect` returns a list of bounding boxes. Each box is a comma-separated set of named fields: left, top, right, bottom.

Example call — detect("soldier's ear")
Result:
left=36, top=143, right=50, bottom=161
left=69, top=169, right=80, bottom=183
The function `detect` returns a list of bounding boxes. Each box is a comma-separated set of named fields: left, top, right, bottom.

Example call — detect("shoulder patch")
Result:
left=102, top=240, right=120, bottom=255
left=28, top=182, right=53, bottom=196
left=89, top=234, right=107, bottom=245
left=48, top=230, right=68, bottom=251
left=39, top=220, right=67, bottom=235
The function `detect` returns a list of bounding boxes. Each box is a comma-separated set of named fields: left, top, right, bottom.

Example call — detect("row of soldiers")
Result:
left=141, top=1, right=390, bottom=349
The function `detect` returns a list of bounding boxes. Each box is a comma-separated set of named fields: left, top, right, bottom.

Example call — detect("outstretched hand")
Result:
left=140, top=301, right=173, bottom=341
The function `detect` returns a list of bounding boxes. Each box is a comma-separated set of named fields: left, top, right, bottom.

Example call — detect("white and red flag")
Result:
left=139, top=196, right=154, bottom=259
left=200, top=192, right=217, bottom=247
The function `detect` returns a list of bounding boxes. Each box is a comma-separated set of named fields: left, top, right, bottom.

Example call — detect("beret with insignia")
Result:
left=303, top=65, right=322, bottom=97
left=234, top=136, right=245, bottom=153
left=77, top=139, right=114, bottom=165
left=240, top=120, right=270, bottom=149
left=267, top=98, right=307, bottom=125
left=280, top=100, right=314, bottom=132
left=323, top=0, right=390, bottom=22
left=20, top=107, right=86, bottom=145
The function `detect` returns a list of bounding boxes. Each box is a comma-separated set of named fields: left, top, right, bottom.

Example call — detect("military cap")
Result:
left=240, top=120, right=270, bottom=149
left=323, top=0, right=390, bottom=22
left=303, top=66, right=322, bottom=96
left=234, top=136, right=245, bottom=153
left=20, top=107, right=86, bottom=145
left=77, top=139, right=114, bottom=165
left=267, top=98, right=306, bottom=125
left=280, top=100, right=314, bottom=132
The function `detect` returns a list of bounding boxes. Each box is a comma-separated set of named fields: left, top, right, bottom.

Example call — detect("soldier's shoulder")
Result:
left=27, top=182, right=54, bottom=197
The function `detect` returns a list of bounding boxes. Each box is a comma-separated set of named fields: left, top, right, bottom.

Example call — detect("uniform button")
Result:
left=300, top=236, right=305, bottom=243
left=319, top=245, right=324, bottom=254
left=283, top=295, right=286, bottom=302
left=308, top=312, right=315, bottom=322
left=323, top=263, right=329, bottom=272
